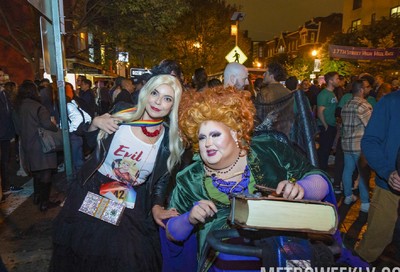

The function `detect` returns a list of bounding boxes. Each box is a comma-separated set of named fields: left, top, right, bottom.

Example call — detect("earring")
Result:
left=235, top=139, right=239, bottom=148
left=239, top=149, right=247, bottom=157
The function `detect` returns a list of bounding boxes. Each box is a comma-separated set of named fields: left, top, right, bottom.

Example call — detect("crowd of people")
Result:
left=0, top=60, right=399, bottom=271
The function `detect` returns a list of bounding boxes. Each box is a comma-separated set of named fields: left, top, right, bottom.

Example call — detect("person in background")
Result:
left=359, top=74, right=377, bottom=108
left=39, top=78, right=59, bottom=125
left=14, top=81, right=59, bottom=211
left=113, top=78, right=134, bottom=105
left=109, top=76, right=124, bottom=104
left=66, top=94, right=93, bottom=175
left=256, top=62, right=292, bottom=104
left=316, top=71, right=339, bottom=171
left=299, top=79, right=317, bottom=117
left=341, top=80, right=372, bottom=212
left=223, top=62, right=248, bottom=90
left=3, top=81, right=17, bottom=103
left=95, top=81, right=112, bottom=115
left=3, top=82, right=28, bottom=178
left=391, top=79, right=400, bottom=92
left=371, top=74, right=391, bottom=101
left=254, top=62, right=294, bottom=138
left=75, top=75, right=86, bottom=93
left=192, top=67, right=208, bottom=92
left=285, top=75, right=298, bottom=91
left=79, top=78, right=96, bottom=117
left=39, top=78, right=51, bottom=89
left=51, top=74, right=183, bottom=271
left=355, top=90, right=400, bottom=263
left=1, top=79, right=21, bottom=198
left=151, top=59, right=185, bottom=84
left=207, top=78, right=222, bottom=88
left=334, top=75, right=346, bottom=103
left=65, top=80, right=74, bottom=100
left=309, top=79, right=321, bottom=115
left=253, top=77, right=263, bottom=95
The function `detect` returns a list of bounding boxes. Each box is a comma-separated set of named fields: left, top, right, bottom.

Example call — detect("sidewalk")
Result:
left=0, top=141, right=64, bottom=272
left=0, top=191, right=60, bottom=272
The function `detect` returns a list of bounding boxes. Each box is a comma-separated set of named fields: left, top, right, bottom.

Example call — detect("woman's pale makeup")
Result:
left=198, top=121, right=239, bottom=170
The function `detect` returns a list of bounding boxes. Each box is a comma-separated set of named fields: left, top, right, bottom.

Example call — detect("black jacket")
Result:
left=0, top=90, right=15, bottom=140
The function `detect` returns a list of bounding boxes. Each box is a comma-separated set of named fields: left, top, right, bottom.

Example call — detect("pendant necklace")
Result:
left=204, top=155, right=240, bottom=177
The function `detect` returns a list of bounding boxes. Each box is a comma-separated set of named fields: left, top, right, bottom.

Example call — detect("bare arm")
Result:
left=317, top=105, right=328, bottom=130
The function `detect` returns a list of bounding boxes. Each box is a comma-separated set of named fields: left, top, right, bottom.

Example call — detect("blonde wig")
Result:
left=99, top=74, right=184, bottom=172
left=179, top=86, right=255, bottom=152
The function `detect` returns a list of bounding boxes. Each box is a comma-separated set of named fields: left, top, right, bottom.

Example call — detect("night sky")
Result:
left=226, top=0, right=344, bottom=41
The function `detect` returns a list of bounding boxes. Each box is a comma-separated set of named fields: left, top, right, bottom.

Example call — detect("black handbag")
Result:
left=38, top=127, right=63, bottom=153
left=36, top=106, right=63, bottom=153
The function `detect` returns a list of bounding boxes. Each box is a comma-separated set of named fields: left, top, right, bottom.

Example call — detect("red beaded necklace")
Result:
left=141, top=126, right=161, bottom=137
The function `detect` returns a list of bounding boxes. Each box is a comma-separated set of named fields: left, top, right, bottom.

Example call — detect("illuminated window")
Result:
left=391, top=6, right=400, bottom=18
left=258, top=46, right=263, bottom=58
left=353, top=0, right=362, bottom=10
left=311, top=33, right=315, bottom=43
left=78, top=32, right=86, bottom=51
left=351, top=19, right=361, bottom=30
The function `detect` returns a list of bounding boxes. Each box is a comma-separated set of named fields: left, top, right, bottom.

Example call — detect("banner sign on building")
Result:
left=329, top=45, right=399, bottom=60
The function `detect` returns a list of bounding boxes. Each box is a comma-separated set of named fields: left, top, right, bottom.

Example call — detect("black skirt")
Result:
left=50, top=172, right=161, bottom=272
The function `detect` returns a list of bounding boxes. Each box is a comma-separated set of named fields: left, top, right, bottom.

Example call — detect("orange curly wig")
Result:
left=178, top=86, right=255, bottom=152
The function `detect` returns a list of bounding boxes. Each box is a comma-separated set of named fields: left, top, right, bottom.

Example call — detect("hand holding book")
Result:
left=275, top=178, right=304, bottom=200
left=257, top=175, right=330, bottom=202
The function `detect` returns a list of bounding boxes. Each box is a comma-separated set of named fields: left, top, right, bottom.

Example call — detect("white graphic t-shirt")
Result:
left=98, top=125, right=164, bottom=186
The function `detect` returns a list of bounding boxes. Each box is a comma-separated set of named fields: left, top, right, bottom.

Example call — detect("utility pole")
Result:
left=235, top=20, right=239, bottom=47
left=30, top=0, right=73, bottom=180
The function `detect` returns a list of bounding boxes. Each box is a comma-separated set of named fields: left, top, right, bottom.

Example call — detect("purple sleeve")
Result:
left=166, top=212, right=194, bottom=242
left=297, top=174, right=329, bottom=201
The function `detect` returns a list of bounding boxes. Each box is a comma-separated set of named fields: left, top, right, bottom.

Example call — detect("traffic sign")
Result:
left=225, top=46, right=247, bottom=64
left=231, top=12, right=245, bottom=21
left=130, top=68, right=150, bottom=77
left=28, top=0, right=52, bottom=22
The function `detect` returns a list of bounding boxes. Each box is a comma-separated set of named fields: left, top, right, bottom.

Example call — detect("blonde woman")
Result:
left=51, top=74, right=184, bottom=272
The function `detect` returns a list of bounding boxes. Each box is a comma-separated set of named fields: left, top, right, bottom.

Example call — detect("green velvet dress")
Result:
left=168, top=134, right=329, bottom=266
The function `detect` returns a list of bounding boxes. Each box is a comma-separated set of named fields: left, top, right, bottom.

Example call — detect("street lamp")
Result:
left=311, top=49, right=318, bottom=57
left=311, top=49, right=321, bottom=73
left=231, top=12, right=245, bottom=47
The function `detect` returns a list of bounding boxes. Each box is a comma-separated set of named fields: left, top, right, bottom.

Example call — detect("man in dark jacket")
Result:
left=355, top=90, right=400, bottom=263
left=0, top=84, right=21, bottom=195
left=113, top=78, right=134, bottom=105
left=79, top=79, right=96, bottom=117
